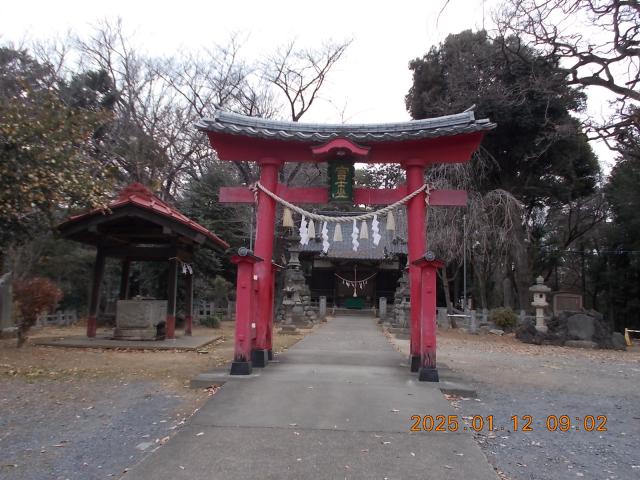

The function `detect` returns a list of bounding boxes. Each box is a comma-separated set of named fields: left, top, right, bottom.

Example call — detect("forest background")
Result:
left=2, top=0, right=639, bottom=331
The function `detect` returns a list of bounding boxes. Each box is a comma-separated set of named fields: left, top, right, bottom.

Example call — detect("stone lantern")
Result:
left=529, top=276, right=551, bottom=333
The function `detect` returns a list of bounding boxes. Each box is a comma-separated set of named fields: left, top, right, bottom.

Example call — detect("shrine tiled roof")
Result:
left=300, top=210, right=408, bottom=260
left=196, top=109, right=495, bottom=143
left=58, top=183, right=230, bottom=250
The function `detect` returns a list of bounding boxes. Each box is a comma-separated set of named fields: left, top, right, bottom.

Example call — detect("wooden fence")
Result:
left=38, top=310, right=77, bottom=326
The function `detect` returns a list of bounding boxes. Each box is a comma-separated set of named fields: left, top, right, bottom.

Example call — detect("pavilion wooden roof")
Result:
left=58, top=183, right=229, bottom=254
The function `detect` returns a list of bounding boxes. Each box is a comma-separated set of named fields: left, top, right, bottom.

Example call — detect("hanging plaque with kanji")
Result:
left=328, top=159, right=354, bottom=202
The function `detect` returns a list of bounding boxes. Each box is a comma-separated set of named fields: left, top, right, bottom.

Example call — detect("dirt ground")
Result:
left=0, top=321, right=310, bottom=480
left=390, top=328, right=640, bottom=480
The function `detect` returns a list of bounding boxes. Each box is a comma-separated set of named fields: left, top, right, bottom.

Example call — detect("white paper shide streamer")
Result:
left=299, top=215, right=309, bottom=246
left=321, top=222, right=330, bottom=253
left=371, top=214, right=381, bottom=246
left=351, top=219, right=360, bottom=252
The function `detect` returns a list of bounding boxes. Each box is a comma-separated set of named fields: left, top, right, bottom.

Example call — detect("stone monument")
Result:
left=553, top=292, right=583, bottom=315
left=279, top=249, right=315, bottom=333
left=391, top=269, right=410, bottom=328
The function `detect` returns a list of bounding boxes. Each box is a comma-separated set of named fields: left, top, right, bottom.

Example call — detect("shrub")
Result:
left=13, top=277, right=63, bottom=347
left=490, top=307, right=518, bottom=330
left=200, top=314, right=222, bottom=329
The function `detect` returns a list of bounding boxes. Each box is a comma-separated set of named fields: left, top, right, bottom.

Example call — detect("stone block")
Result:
left=567, top=313, right=595, bottom=341
left=280, top=325, right=299, bottom=335
left=114, top=300, right=167, bottom=340
left=564, top=340, right=597, bottom=349
left=612, top=332, right=626, bottom=350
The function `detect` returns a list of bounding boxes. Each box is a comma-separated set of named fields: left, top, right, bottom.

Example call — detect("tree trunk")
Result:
left=475, top=268, right=488, bottom=310
left=16, top=324, right=27, bottom=348
left=439, top=268, right=454, bottom=314
left=511, top=223, right=532, bottom=310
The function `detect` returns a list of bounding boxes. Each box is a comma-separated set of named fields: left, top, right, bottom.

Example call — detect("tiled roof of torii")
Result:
left=196, top=109, right=496, bottom=143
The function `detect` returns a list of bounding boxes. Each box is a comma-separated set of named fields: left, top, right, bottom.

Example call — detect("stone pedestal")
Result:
left=279, top=249, right=315, bottom=327
left=280, top=324, right=300, bottom=335
left=0, top=272, right=13, bottom=334
left=319, top=296, right=327, bottom=322
left=379, top=297, right=387, bottom=320
left=114, top=299, right=167, bottom=340
left=469, top=310, right=478, bottom=334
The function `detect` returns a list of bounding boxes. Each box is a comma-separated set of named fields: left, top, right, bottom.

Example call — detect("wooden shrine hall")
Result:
left=58, top=183, right=229, bottom=339
left=197, top=109, right=494, bottom=381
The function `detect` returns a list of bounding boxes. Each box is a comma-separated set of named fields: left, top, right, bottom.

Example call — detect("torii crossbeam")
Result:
left=197, top=110, right=495, bottom=380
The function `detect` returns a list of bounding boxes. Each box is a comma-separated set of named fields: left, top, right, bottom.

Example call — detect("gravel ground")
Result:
left=390, top=329, right=640, bottom=480
left=0, top=323, right=309, bottom=480
left=0, top=376, right=203, bottom=480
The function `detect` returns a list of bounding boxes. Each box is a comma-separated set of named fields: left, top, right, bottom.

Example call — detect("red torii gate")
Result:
left=197, top=110, right=494, bottom=380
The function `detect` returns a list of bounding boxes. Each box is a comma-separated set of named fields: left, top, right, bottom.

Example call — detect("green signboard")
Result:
left=328, top=159, right=355, bottom=203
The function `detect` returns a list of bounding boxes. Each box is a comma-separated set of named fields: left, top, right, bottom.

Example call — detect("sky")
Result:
left=0, top=0, right=616, bottom=168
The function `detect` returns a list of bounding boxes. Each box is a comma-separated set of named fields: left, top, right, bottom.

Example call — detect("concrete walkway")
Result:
left=123, top=316, right=498, bottom=480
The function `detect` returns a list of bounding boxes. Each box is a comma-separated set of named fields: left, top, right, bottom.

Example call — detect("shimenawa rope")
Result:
left=250, top=182, right=430, bottom=222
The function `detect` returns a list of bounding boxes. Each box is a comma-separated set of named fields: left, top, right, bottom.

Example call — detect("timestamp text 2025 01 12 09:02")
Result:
left=409, top=415, right=608, bottom=433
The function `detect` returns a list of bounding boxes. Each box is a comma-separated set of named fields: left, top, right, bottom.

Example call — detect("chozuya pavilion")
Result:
left=196, top=109, right=494, bottom=381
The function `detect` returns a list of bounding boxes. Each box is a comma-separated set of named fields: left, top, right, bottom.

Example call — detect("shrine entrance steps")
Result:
left=331, top=307, right=376, bottom=317
left=124, top=315, right=497, bottom=480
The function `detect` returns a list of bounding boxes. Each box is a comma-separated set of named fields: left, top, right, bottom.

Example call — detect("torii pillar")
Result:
left=403, top=158, right=427, bottom=372
left=251, top=158, right=282, bottom=368
left=230, top=248, right=262, bottom=375
left=413, top=253, right=445, bottom=382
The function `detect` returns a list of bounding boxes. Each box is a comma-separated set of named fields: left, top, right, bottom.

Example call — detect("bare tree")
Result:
left=496, top=0, right=640, bottom=147
left=427, top=157, right=524, bottom=311
left=263, top=39, right=352, bottom=122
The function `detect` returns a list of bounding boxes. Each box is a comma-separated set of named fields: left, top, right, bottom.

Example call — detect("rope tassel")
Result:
left=360, top=220, right=369, bottom=239
left=283, top=207, right=294, bottom=227
left=308, top=219, right=316, bottom=238
left=386, top=211, right=396, bottom=231
left=333, top=223, right=343, bottom=242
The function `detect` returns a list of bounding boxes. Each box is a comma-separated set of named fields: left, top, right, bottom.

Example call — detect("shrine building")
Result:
left=298, top=211, right=408, bottom=309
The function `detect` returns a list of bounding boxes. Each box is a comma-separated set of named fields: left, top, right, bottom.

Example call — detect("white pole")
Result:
left=463, top=214, right=467, bottom=311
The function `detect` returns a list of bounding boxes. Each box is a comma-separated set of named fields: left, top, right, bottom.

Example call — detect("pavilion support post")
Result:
left=230, top=251, right=263, bottom=375
left=119, top=259, right=131, bottom=300
left=166, top=258, right=178, bottom=340
left=184, top=271, right=194, bottom=336
left=413, top=256, right=444, bottom=382
left=87, top=247, right=106, bottom=338
left=403, top=159, right=427, bottom=372
left=252, top=158, right=282, bottom=368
